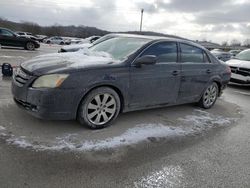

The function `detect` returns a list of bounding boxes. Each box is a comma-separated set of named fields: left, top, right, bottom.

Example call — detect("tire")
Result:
left=60, top=42, right=64, bottom=45
left=198, top=82, right=219, bottom=109
left=77, top=87, right=121, bottom=129
left=46, top=41, right=51, bottom=44
left=25, top=42, right=35, bottom=50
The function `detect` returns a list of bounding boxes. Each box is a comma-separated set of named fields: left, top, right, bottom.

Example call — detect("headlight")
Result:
left=32, top=74, right=69, bottom=88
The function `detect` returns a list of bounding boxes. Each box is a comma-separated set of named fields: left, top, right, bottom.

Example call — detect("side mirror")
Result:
left=134, top=55, right=157, bottom=67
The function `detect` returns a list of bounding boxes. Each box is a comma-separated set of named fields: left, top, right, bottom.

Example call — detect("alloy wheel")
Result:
left=203, top=84, right=218, bottom=107
left=86, top=93, right=117, bottom=125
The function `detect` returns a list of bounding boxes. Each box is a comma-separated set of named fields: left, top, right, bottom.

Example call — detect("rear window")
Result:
left=181, top=43, right=210, bottom=63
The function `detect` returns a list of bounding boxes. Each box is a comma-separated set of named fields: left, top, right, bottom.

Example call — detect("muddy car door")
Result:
left=129, top=41, right=181, bottom=109
left=178, top=43, right=217, bottom=103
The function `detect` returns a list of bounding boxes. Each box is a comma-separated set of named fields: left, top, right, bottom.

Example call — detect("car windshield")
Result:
left=90, top=37, right=151, bottom=60
left=235, top=50, right=250, bottom=61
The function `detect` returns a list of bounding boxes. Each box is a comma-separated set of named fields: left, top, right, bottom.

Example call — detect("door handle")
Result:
left=206, top=69, right=212, bottom=74
left=172, top=70, right=179, bottom=76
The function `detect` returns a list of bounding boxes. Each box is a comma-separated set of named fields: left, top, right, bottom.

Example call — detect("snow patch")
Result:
left=0, top=109, right=238, bottom=152
left=179, top=109, right=237, bottom=133
left=134, top=165, right=183, bottom=188
left=0, top=55, right=25, bottom=59
left=0, top=126, right=6, bottom=131
left=4, top=124, right=185, bottom=151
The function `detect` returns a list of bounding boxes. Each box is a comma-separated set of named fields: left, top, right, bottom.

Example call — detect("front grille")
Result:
left=230, top=66, right=250, bottom=77
left=14, top=68, right=32, bottom=87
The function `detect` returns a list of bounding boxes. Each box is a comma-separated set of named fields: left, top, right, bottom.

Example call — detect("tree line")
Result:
left=0, top=18, right=109, bottom=38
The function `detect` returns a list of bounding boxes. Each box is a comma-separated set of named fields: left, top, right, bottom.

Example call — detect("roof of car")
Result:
left=106, top=33, right=206, bottom=50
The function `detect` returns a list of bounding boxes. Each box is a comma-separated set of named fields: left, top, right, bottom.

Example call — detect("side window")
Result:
left=180, top=43, right=208, bottom=63
left=141, top=42, right=177, bottom=63
left=0, top=29, right=14, bottom=37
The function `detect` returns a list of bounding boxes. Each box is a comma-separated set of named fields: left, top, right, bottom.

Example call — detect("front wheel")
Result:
left=77, top=87, right=121, bottom=129
left=25, top=42, right=35, bottom=50
left=198, top=82, right=219, bottom=109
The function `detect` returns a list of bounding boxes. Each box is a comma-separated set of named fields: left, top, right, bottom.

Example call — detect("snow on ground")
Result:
left=134, top=165, right=183, bottom=188
left=0, top=126, right=6, bottom=131
left=0, top=109, right=237, bottom=152
left=0, top=55, right=25, bottom=59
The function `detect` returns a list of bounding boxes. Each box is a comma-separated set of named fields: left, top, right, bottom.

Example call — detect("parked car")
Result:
left=210, top=49, right=232, bottom=62
left=59, top=34, right=116, bottom=53
left=35, top=35, right=48, bottom=42
left=12, top=34, right=231, bottom=129
left=229, top=49, right=241, bottom=57
left=15, top=31, right=38, bottom=41
left=0, top=27, right=40, bottom=50
left=226, top=49, right=250, bottom=85
left=44, top=36, right=70, bottom=45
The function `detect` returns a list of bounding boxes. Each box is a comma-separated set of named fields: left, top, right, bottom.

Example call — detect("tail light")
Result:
left=226, top=66, right=231, bottom=74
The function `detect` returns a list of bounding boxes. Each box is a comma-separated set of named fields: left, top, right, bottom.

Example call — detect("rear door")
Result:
left=178, top=43, right=217, bottom=103
left=129, top=41, right=181, bottom=108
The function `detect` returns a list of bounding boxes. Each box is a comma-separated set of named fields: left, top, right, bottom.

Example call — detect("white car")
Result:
left=15, top=31, right=38, bottom=41
left=210, top=49, right=232, bottom=62
left=226, top=49, right=250, bottom=85
left=59, top=35, right=110, bottom=53
left=44, top=36, right=70, bottom=45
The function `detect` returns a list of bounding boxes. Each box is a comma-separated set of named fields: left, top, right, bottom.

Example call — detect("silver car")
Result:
left=226, top=49, right=250, bottom=85
left=210, top=49, right=232, bottom=62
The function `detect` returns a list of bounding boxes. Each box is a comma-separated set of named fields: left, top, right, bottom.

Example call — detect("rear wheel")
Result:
left=198, top=82, right=219, bottom=109
left=25, top=42, right=35, bottom=50
left=77, top=87, right=121, bottom=129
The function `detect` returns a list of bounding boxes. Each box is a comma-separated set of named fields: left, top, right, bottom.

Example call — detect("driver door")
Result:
left=129, top=41, right=181, bottom=109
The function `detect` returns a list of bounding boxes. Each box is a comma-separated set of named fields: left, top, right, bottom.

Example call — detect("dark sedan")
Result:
left=0, top=27, right=40, bottom=50
left=12, top=34, right=231, bottom=129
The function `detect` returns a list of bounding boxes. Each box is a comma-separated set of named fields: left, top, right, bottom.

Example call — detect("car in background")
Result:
left=70, top=36, right=100, bottom=44
left=0, top=27, right=40, bottom=50
left=15, top=31, right=39, bottom=41
left=44, top=36, right=70, bottom=45
left=35, top=35, right=48, bottom=42
left=12, top=34, right=231, bottom=129
left=59, top=34, right=122, bottom=53
left=229, top=49, right=241, bottom=57
left=210, top=49, right=232, bottom=62
left=226, top=49, right=250, bottom=85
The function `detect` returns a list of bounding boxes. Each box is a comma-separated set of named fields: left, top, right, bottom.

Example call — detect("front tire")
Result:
left=77, top=87, right=121, bottom=129
left=198, top=82, right=219, bottom=109
left=25, top=42, right=35, bottom=50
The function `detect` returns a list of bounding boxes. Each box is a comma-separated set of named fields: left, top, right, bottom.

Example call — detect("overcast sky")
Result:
left=1, top=0, right=250, bottom=43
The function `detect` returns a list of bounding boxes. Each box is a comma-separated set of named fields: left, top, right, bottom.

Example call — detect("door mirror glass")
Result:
left=134, top=55, right=157, bottom=66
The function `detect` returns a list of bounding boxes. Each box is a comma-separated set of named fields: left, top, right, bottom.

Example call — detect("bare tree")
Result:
left=243, top=39, right=250, bottom=47
left=221, top=41, right=228, bottom=47
left=230, top=39, right=241, bottom=47
left=20, top=21, right=41, bottom=35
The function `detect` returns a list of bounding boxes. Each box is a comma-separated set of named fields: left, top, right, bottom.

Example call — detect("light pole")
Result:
left=140, top=9, right=144, bottom=32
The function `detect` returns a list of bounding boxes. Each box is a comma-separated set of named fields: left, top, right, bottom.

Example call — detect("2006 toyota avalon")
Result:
left=12, top=34, right=231, bottom=129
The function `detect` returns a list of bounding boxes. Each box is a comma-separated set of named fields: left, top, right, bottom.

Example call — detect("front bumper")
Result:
left=230, top=73, right=250, bottom=85
left=35, top=42, right=40, bottom=48
left=11, top=81, right=81, bottom=120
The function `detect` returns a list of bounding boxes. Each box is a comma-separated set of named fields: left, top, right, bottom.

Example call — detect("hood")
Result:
left=61, top=43, right=92, bottom=52
left=21, top=49, right=119, bottom=75
left=226, top=59, right=250, bottom=69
